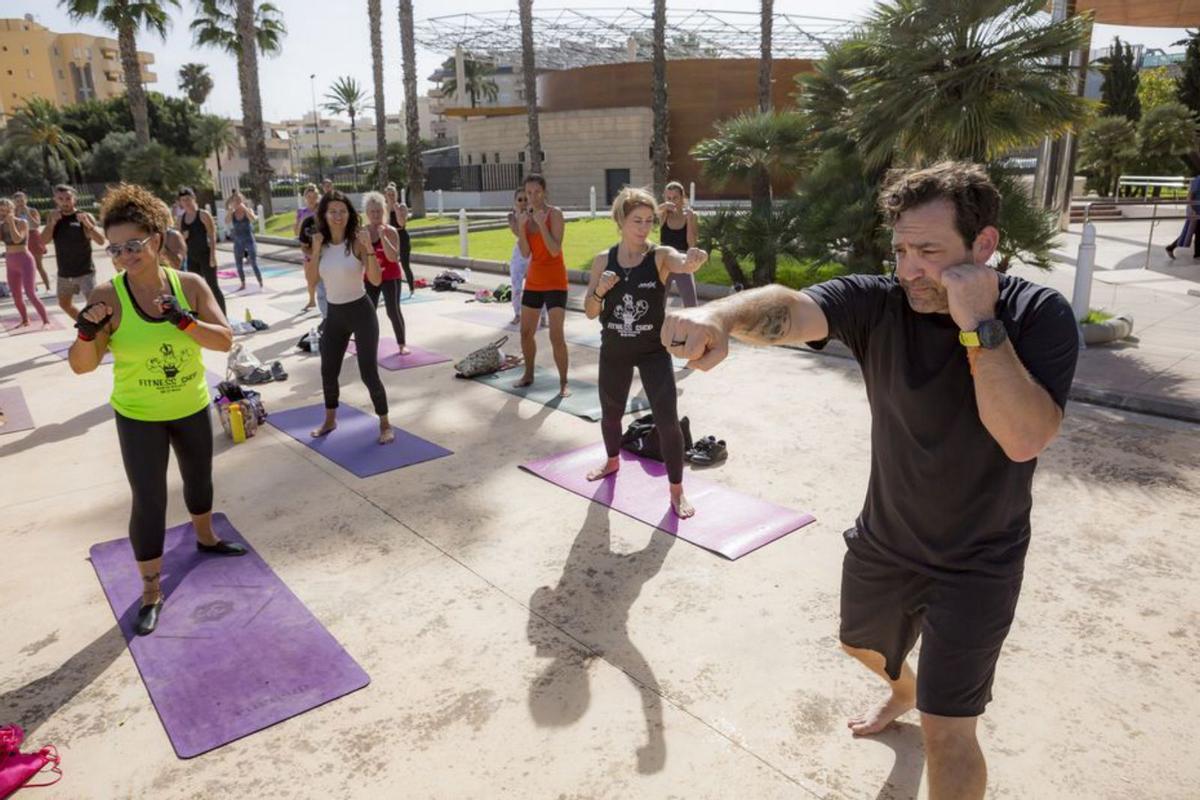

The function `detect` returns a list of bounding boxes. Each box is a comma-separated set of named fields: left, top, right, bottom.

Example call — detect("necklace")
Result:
left=616, top=242, right=649, bottom=281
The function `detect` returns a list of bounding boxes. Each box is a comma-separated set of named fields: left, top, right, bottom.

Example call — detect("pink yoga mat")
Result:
left=43, top=340, right=113, bottom=364
left=0, top=386, right=34, bottom=434
left=2, top=314, right=66, bottom=335
left=521, top=443, right=815, bottom=560
left=346, top=339, right=451, bottom=371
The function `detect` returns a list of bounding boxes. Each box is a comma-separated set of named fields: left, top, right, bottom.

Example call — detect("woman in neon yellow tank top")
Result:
left=68, top=184, right=241, bottom=637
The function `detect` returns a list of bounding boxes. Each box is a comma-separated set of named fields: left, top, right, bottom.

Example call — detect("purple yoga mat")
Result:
left=220, top=282, right=267, bottom=296
left=346, top=339, right=452, bottom=371
left=521, top=443, right=816, bottom=560
left=88, top=513, right=370, bottom=758
left=0, top=386, right=34, bottom=434
left=2, top=313, right=66, bottom=335
left=267, top=403, right=452, bottom=478
left=42, top=339, right=113, bottom=364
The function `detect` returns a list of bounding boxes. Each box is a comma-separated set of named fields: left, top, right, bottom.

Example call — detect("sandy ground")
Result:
left=1, top=250, right=1198, bottom=799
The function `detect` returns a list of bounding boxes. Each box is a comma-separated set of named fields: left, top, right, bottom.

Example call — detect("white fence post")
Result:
left=458, top=208, right=469, bottom=257
left=437, top=189, right=444, bottom=217
left=256, top=204, right=265, bottom=234
left=1071, top=222, right=1096, bottom=346
left=589, top=186, right=597, bottom=219
left=401, top=187, right=407, bottom=206
left=212, top=202, right=225, bottom=241
left=689, top=181, right=695, bottom=206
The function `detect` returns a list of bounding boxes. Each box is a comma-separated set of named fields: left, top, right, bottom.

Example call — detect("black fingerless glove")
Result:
left=158, top=294, right=196, bottom=331
left=74, top=303, right=112, bottom=341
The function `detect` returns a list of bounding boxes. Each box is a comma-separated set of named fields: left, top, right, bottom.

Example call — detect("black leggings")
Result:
left=320, top=295, right=389, bottom=415
left=115, top=406, right=214, bottom=562
left=599, top=345, right=684, bottom=484
left=191, top=260, right=226, bottom=315
left=365, top=278, right=406, bottom=346
left=399, top=231, right=414, bottom=293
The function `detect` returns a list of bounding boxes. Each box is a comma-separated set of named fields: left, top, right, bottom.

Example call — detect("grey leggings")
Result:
left=665, top=272, right=698, bottom=307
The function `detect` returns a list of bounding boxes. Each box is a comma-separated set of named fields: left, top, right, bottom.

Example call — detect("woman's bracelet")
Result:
left=591, top=292, right=605, bottom=303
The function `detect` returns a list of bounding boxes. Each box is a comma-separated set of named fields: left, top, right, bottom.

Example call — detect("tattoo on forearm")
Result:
left=751, top=305, right=792, bottom=341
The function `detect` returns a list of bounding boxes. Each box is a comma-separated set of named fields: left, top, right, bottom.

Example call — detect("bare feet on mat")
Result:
left=378, top=424, right=395, bottom=445
left=17, top=319, right=29, bottom=328
left=399, top=345, right=411, bottom=356
left=587, top=457, right=620, bottom=481
left=671, top=492, right=695, bottom=519
left=513, top=375, right=534, bottom=389
left=559, top=383, right=572, bottom=398
left=847, top=691, right=916, bottom=736
left=310, top=417, right=337, bottom=438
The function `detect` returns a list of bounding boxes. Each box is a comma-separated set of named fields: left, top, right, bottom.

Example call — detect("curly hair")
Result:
left=878, top=161, right=1000, bottom=249
left=99, top=183, right=172, bottom=235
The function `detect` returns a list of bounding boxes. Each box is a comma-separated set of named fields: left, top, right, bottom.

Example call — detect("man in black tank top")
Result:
left=176, top=187, right=225, bottom=315
left=584, top=187, right=709, bottom=519
left=43, top=184, right=105, bottom=319
left=385, top=185, right=415, bottom=294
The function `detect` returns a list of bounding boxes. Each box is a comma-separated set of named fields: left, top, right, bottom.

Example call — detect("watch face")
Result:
left=978, top=319, right=1007, bottom=348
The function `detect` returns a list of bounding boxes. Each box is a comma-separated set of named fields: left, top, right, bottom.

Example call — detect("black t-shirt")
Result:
left=803, top=273, right=1079, bottom=577
left=298, top=215, right=317, bottom=248
left=52, top=212, right=95, bottom=277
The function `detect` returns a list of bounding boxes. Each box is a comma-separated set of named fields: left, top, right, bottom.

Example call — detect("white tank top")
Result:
left=319, top=240, right=367, bottom=305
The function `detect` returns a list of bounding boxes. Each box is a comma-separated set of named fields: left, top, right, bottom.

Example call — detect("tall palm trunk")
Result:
left=42, top=146, right=52, bottom=184
left=349, top=110, right=360, bottom=188
left=117, top=20, right=151, bottom=145
left=758, top=0, right=773, bottom=113
left=235, top=0, right=273, bottom=215
left=519, top=0, right=542, bottom=173
left=651, top=0, right=669, bottom=197
left=369, top=0, right=388, bottom=189
left=751, top=0, right=775, bottom=282
left=399, top=0, right=425, bottom=215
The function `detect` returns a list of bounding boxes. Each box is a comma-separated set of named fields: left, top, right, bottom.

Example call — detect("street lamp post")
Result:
left=310, top=73, right=325, bottom=182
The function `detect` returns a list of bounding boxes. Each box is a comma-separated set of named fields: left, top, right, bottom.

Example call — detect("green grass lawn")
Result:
left=262, top=212, right=456, bottom=237
left=409, top=218, right=845, bottom=289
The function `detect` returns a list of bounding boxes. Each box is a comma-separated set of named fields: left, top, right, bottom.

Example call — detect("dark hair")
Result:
left=99, top=182, right=171, bottom=236
left=523, top=173, right=547, bottom=190
left=879, top=161, right=1000, bottom=249
left=177, top=186, right=196, bottom=198
left=513, top=188, right=526, bottom=199
left=54, top=184, right=75, bottom=195
left=317, top=189, right=360, bottom=255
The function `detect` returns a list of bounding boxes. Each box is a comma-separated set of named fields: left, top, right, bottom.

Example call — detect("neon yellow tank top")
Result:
left=109, top=268, right=210, bottom=421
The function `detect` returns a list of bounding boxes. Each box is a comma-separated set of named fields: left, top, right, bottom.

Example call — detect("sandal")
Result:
left=270, top=361, right=288, bottom=381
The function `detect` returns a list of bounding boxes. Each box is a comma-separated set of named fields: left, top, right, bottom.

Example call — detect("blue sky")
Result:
left=1, top=0, right=1191, bottom=123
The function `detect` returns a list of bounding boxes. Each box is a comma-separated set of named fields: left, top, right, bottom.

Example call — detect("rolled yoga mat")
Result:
left=88, top=513, right=370, bottom=758
left=469, top=365, right=650, bottom=422
left=42, top=340, right=112, bottom=364
left=267, top=402, right=453, bottom=478
left=0, top=386, right=35, bottom=434
left=346, top=339, right=452, bottom=371
left=520, top=442, right=816, bottom=560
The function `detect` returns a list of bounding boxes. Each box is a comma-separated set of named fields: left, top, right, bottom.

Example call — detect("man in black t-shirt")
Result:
left=661, top=162, right=1078, bottom=800
left=42, top=184, right=106, bottom=320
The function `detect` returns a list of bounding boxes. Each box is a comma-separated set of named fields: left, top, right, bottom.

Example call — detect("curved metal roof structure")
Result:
left=413, top=8, right=856, bottom=70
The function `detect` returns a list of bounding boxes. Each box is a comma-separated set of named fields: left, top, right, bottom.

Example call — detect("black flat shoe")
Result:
left=196, top=539, right=248, bottom=556
left=135, top=600, right=163, bottom=636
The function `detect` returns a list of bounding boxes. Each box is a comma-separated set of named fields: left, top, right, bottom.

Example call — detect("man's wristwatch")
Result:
left=958, top=319, right=1007, bottom=349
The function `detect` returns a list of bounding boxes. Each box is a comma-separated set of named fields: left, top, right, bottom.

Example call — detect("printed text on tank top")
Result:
left=601, top=244, right=665, bottom=342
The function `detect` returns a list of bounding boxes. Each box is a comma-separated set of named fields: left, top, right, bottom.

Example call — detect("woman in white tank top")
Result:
left=306, top=191, right=394, bottom=444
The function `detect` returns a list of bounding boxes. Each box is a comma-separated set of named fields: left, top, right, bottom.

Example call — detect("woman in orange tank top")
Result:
left=514, top=174, right=571, bottom=396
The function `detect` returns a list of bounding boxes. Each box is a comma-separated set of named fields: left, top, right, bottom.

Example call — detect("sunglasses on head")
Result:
left=105, top=235, right=155, bottom=257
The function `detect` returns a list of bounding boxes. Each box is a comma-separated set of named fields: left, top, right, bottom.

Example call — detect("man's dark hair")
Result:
left=54, top=184, right=75, bottom=195
left=523, top=173, right=547, bottom=190
left=177, top=186, right=196, bottom=198
left=879, top=161, right=1000, bottom=249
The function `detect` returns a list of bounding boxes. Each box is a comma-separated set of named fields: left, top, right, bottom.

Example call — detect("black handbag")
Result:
left=620, top=413, right=692, bottom=462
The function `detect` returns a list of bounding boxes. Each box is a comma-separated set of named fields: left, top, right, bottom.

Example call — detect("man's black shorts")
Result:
left=522, top=289, right=568, bottom=310
left=839, top=527, right=1024, bottom=717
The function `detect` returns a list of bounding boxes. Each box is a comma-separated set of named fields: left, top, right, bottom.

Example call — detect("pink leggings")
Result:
left=5, top=250, right=49, bottom=324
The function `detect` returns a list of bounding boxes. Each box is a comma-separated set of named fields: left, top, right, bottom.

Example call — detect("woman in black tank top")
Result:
left=385, top=185, right=414, bottom=294
left=583, top=187, right=709, bottom=519
left=657, top=182, right=699, bottom=308
left=177, top=189, right=226, bottom=315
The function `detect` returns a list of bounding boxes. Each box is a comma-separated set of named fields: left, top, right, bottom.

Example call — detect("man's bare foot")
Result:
left=847, top=692, right=916, bottom=736
left=587, top=458, right=620, bottom=481
left=559, top=383, right=572, bottom=398
left=399, top=346, right=411, bottom=356
left=310, top=420, right=337, bottom=438
left=513, top=375, right=534, bottom=389
left=671, top=491, right=695, bottom=518
left=510, top=315, right=520, bottom=325
left=378, top=424, right=395, bottom=445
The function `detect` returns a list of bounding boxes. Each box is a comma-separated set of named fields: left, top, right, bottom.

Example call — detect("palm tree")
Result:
left=178, top=62, right=214, bottom=106
left=368, top=0, right=388, bottom=189
left=690, top=110, right=809, bottom=285
left=323, top=77, right=370, bottom=188
left=651, top=0, right=668, bottom=197
left=8, top=98, right=87, bottom=183
left=519, top=0, right=542, bottom=173
left=60, top=0, right=180, bottom=146
left=191, top=0, right=286, bottom=215
left=441, top=58, right=501, bottom=108
left=759, top=0, right=773, bottom=113
left=399, top=0, right=425, bottom=215
left=1078, top=116, right=1138, bottom=198
left=195, top=114, right=238, bottom=189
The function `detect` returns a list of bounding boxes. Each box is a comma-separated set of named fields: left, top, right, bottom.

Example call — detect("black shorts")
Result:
left=839, top=527, right=1024, bottom=717
left=521, top=289, right=567, bottom=310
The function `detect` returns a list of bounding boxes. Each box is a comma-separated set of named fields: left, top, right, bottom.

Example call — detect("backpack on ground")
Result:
left=620, top=414, right=693, bottom=462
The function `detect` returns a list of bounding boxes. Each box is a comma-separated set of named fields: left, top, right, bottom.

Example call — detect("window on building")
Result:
left=518, top=151, right=525, bottom=163
left=5, top=70, right=12, bottom=76
left=1, top=47, right=6, bottom=52
left=494, top=152, right=500, bottom=164
left=467, top=154, right=472, bottom=165
left=58, top=69, right=64, bottom=79
left=52, top=47, right=58, bottom=56
left=481, top=153, right=487, bottom=164
left=23, top=47, right=29, bottom=55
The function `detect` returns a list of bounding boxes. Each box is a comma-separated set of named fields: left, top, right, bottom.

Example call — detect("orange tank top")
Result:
left=524, top=218, right=567, bottom=291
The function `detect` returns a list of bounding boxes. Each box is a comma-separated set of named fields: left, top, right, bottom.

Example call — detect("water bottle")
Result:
left=229, top=403, right=246, bottom=443
left=464, top=267, right=472, bottom=284
left=244, top=307, right=252, bottom=323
